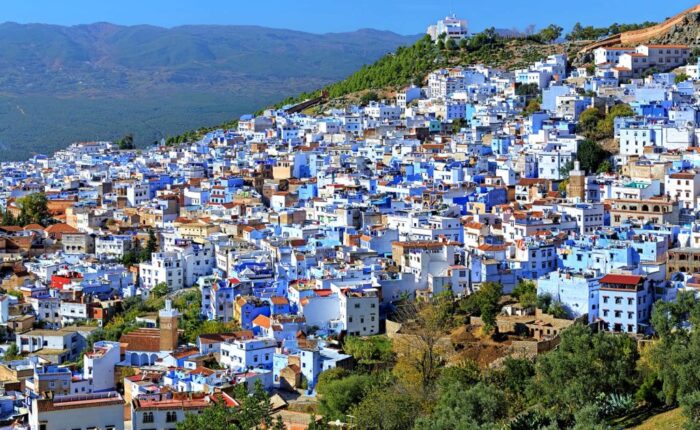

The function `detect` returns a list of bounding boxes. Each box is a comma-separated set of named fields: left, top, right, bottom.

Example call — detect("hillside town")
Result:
left=2, top=16, right=700, bottom=428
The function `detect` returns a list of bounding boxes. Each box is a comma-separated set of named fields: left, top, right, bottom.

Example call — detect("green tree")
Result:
left=3, top=343, right=20, bottom=361
left=451, top=118, right=467, bottom=134
left=117, top=133, right=135, bottom=150
left=150, top=282, right=169, bottom=299
left=316, top=373, right=377, bottom=420
left=523, top=99, right=541, bottom=116
left=537, top=24, right=563, bottom=43
left=307, top=415, right=331, bottom=430
left=445, top=38, right=458, bottom=51
left=546, top=301, right=568, bottom=319
left=577, top=108, right=603, bottom=137
left=596, top=103, right=634, bottom=137
left=649, top=292, right=700, bottom=407
left=487, top=357, right=535, bottom=416
left=177, top=380, right=275, bottom=430
left=512, top=280, right=537, bottom=308
left=359, top=91, right=379, bottom=105
left=461, top=282, right=503, bottom=330
left=577, top=139, right=611, bottom=174
left=349, top=384, right=421, bottom=430
left=1, top=209, right=16, bottom=226
left=596, top=159, right=612, bottom=174
left=675, top=72, right=690, bottom=84
left=531, top=324, right=639, bottom=419
left=681, top=391, right=700, bottom=430
left=515, top=83, right=540, bottom=97
left=414, top=382, right=507, bottom=429
left=342, top=335, right=393, bottom=368
left=141, top=229, right=158, bottom=262
left=436, top=360, right=481, bottom=391
left=15, top=193, right=50, bottom=226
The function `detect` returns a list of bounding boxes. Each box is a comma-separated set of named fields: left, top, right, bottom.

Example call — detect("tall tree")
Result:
left=461, top=282, right=503, bottom=330
left=117, top=133, right=135, bottom=150
left=414, top=382, right=507, bottom=430
left=1, top=209, right=16, bottom=226
left=577, top=140, right=611, bottom=173
left=392, top=292, right=456, bottom=391
left=537, top=24, right=563, bottom=43
left=16, top=193, right=49, bottom=226
left=141, top=229, right=158, bottom=262
left=531, top=323, right=639, bottom=419
left=176, top=381, right=276, bottom=430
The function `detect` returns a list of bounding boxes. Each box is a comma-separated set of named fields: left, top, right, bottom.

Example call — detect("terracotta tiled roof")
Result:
left=270, top=296, right=289, bottom=305
left=44, top=223, right=79, bottom=234
left=600, top=274, right=643, bottom=285
left=253, top=314, right=271, bottom=329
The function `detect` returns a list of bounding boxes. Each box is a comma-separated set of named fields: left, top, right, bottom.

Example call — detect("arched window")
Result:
left=143, top=412, right=154, bottom=423
left=166, top=411, right=178, bottom=423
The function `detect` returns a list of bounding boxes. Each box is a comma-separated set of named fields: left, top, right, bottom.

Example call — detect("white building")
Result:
left=536, top=150, right=575, bottom=180
left=139, top=252, right=184, bottom=291
left=338, top=288, right=379, bottom=336
left=364, top=102, right=402, bottom=121
left=616, top=44, right=691, bottom=78
left=220, top=338, right=277, bottom=371
left=126, top=182, right=150, bottom=207
left=131, top=393, right=213, bottom=430
left=619, top=127, right=655, bottom=156
left=593, top=47, right=635, bottom=65
left=427, top=15, right=468, bottom=42
left=666, top=170, right=700, bottom=210
left=428, top=69, right=466, bottom=99
left=83, top=341, right=121, bottom=392
left=560, top=203, right=605, bottom=235
left=29, top=391, right=124, bottom=430
left=95, top=235, right=134, bottom=260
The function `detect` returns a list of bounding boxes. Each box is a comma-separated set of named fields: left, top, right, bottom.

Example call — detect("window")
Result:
left=166, top=411, right=178, bottom=423
left=144, top=412, right=155, bottom=423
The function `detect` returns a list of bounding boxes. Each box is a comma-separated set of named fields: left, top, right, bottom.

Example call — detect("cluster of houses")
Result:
left=594, top=44, right=692, bottom=79
left=0, top=36, right=698, bottom=429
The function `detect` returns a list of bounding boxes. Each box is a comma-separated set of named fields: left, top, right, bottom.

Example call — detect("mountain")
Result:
left=0, top=22, right=420, bottom=160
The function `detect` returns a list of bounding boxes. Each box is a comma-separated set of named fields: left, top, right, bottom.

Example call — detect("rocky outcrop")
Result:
left=647, top=12, right=700, bottom=47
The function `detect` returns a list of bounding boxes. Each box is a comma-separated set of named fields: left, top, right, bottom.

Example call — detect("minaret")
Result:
left=567, top=160, right=586, bottom=202
left=159, top=299, right=180, bottom=352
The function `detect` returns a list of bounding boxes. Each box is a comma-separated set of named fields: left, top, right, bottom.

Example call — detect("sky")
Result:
left=1, top=0, right=698, bottom=34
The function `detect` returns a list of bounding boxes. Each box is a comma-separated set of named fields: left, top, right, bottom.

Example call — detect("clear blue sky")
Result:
left=1, top=0, right=698, bottom=34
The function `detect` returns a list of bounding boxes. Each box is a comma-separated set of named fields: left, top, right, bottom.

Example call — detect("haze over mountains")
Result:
left=0, top=22, right=419, bottom=160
